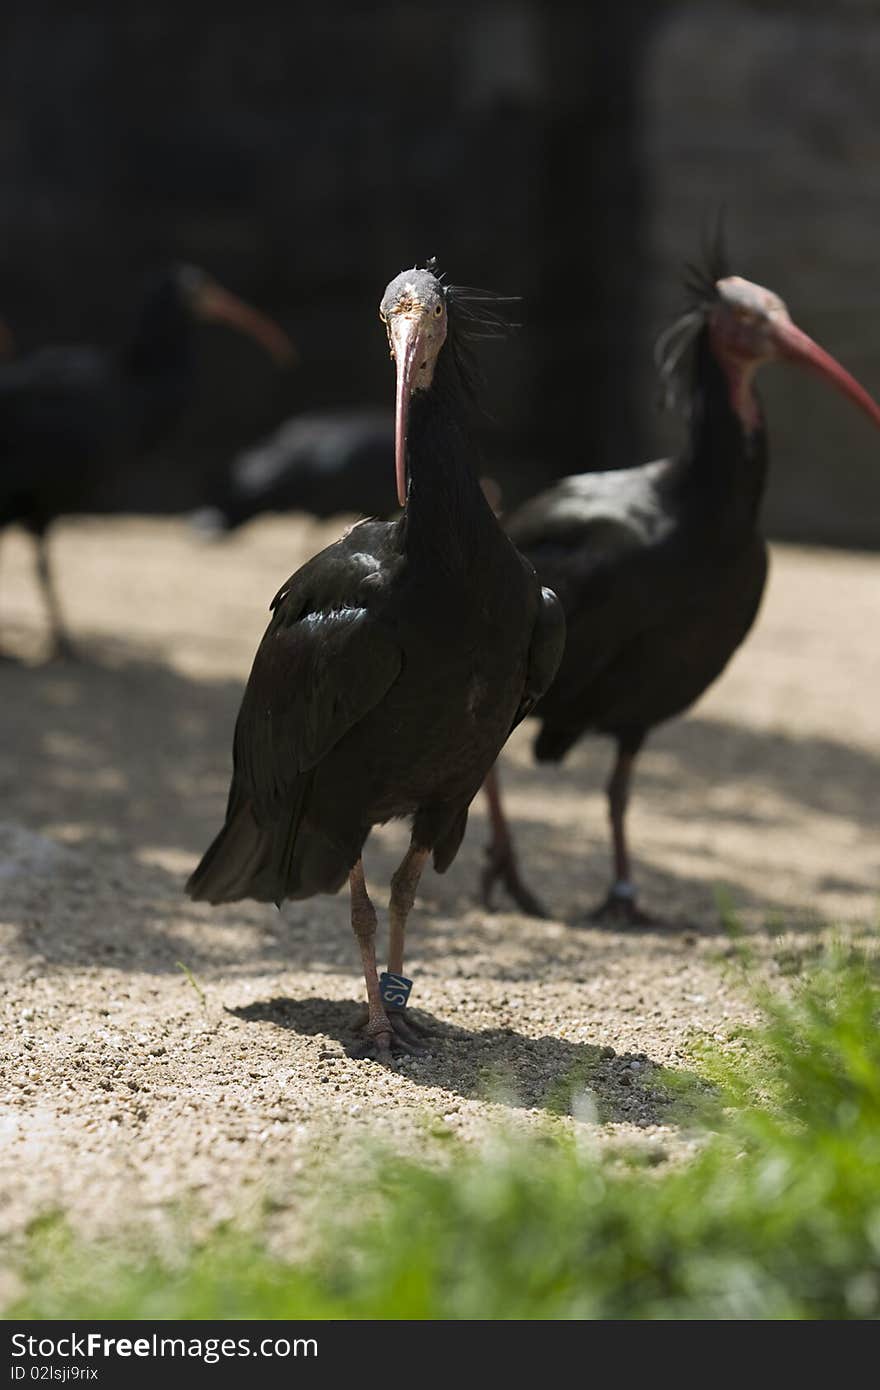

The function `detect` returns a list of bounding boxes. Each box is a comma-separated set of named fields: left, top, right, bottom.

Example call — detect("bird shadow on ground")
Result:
left=228, top=994, right=707, bottom=1128
left=1, top=635, right=878, bottom=980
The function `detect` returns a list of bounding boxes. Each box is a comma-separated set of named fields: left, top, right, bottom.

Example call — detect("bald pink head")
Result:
left=709, top=275, right=880, bottom=433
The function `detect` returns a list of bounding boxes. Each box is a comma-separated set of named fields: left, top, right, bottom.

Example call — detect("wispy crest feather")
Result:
left=421, top=257, right=521, bottom=404
left=655, top=213, right=732, bottom=411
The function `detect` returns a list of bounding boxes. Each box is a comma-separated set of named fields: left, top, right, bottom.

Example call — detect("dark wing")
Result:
left=506, top=460, right=673, bottom=598
left=187, top=522, right=405, bottom=904
left=189, top=530, right=400, bottom=900
left=506, top=462, right=682, bottom=727
left=232, top=566, right=402, bottom=824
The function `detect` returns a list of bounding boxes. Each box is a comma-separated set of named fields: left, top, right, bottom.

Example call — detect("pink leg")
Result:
left=479, top=764, right=548, bottom=917
left=349, top=859, right=393, bottom=1060
left=385, top=843, right=432, bottom=1048
left=388, top=843, right=429, bottom=976
left=589, top=743, right=656, bottom=926
left=350, top=854, right=432, bottom=1057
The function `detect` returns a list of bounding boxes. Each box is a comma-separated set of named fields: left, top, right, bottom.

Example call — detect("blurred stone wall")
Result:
left=0, top=2, right=649, bottom=512
left=0, top=0, right=877, bottom=544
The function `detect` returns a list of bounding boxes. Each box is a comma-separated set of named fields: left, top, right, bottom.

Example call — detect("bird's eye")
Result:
left=434, top=303, right=443, bottom=317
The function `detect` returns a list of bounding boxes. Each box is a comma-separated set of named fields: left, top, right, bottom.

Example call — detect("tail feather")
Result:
left=431, top=805, right=469, bottom=874
left=186, top=799, right=276, bottom=904
left=186, top=773, right=355, bottom=905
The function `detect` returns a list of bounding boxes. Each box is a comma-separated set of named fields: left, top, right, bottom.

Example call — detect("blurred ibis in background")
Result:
left=196, top=412, right=503, bottom=536
left=187, top=263, right=564, bottom=1059
left=196, top=412, right=504, bottom=536
left=0, top=265, right=293, bottom=657
left=482, top=246, right=880, bottom=924
left=198, top=408, right=397, bottom=532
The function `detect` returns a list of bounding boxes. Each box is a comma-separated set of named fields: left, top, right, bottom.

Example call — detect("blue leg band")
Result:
left=379, top=971, right=413, bottom=1010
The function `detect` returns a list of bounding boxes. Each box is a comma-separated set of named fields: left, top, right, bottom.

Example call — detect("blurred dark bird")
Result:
left=482, top=250, right=880, bottom=924
left=198, top=408, right=397, bottom=531
left=0, top=265, right=294, bottom=657
left=194, top=412, right=504, bottom=535
left=187, top=263, right=564, bottom=1059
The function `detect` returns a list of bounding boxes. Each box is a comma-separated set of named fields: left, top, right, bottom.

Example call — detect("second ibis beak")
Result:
left=391, top=312, right=431, bottom=509
left=196, top=284, right=297, bottom=366
left=774, top=319, right=880, bottom=431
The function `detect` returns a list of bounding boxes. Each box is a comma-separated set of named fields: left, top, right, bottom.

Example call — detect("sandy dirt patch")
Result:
left=1, top=516, right=878, bottom=1244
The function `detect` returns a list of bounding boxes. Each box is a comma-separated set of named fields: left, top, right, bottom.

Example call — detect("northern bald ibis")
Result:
left=0, top=265, right=293, bottom=656
left=481, top=249, right=880, bottom=924
left=187, top=263, right=564, bottom=1058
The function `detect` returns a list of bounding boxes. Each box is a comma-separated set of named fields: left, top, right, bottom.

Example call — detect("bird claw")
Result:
left=480, top=847, right=549, bottom=919
left=348, top=1031, right=394, bottom=1063
left=386, top=1007, right=435, bottom=1046
left=350, top=1005, right=429, bottom=1060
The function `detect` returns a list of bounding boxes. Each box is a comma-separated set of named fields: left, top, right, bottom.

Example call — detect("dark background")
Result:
left=1, top=0, right=878, bottom=544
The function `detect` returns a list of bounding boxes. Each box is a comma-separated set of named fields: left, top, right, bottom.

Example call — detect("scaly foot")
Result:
left=350, top=1005, right=428, bottom=1060
left=386, top=1007, right=435, bottom=1048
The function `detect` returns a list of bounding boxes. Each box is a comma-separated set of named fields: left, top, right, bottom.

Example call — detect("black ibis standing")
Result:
left=481, top=251, right=880, bottom=924
left=187, top=264, right=564, bottom=1058
left=0, top=265, right=293, bottom=656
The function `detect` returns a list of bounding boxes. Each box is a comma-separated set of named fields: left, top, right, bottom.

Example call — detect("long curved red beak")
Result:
left=774, top=320, right=880, bottom=431
left=197, top=284, right=297, bottom=366
left=391, top=314, right=429, bottom=509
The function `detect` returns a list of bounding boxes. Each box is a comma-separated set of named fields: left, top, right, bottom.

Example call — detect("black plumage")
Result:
left=482, top=254, right=880, bottom=923
left=0, top=265, right=292, bottom=656
left=187, top=264, right=564, bottom=1058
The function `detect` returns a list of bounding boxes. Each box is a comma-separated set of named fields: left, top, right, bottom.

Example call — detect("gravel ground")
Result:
left=0, top=515, right=878, bottom=1250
